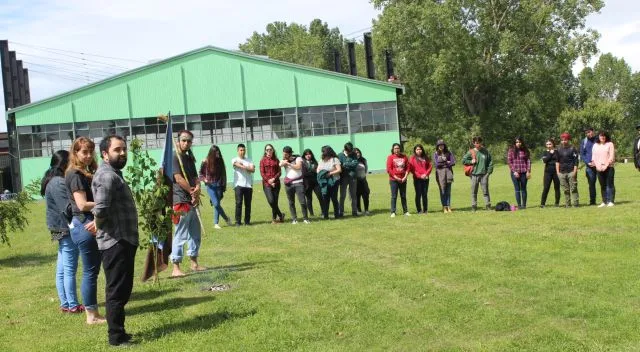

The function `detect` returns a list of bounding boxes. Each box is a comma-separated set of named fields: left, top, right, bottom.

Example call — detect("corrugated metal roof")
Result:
left=6, top=45, right=404, bottom=117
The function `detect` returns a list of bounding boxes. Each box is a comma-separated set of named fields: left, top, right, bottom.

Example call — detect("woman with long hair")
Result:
left=433, top=140, right=455, bottom=213
left=302, top=148, right=322, bottom=217
left=592, top=130, right=616, bottom=207
left=540, top=138, right=560, bottom=208
left=386, top=143, right=410, bottom=217
left=65, top=137, right=105, bottom=324
left=200, top=145, right=231, bottom=229
left=259, top=144, right=284, bottom=223
left=317, top=145, right=341, bottom=219
left=507, top=136, right=531, bottom=209
left=408, top=144, right=432, bottom=214
left=42, top=150, right=82, bottom=313
left=354, top=148, right=371, bottom=215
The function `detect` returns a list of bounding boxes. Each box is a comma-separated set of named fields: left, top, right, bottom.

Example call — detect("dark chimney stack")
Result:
left=363, top=32, right=375, bottom=79
left=347, top=42, right=357, bottom=76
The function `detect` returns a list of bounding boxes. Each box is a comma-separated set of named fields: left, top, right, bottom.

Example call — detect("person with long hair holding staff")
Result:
left=507, top=137, right=531, bottom=209
left=65, top=137, right=105, bottom=324
left=540, top=138, right=560, bottom=208
left=200, top=145, right=231, bottom=229
left=433, top=140, right=455, bottom=213
left=42, top=150, right=81, bottom=314
left=386, top=143, right=410, bottom=217
left=260, top=144, right=284, bottom=224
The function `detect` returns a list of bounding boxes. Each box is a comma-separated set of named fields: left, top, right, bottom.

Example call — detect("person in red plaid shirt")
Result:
left=507, top=137, right=532, bottom=209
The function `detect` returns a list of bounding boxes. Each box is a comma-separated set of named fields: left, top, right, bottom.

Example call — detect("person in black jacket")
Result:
left=555, top=133, right=579, bottom=207
left=634, top=123, right=640, bottom=171
left=540, top=138, right=560, bottom=208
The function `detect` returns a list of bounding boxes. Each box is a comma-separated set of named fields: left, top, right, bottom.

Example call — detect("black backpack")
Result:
left=495, top=201, right=511, bottom=211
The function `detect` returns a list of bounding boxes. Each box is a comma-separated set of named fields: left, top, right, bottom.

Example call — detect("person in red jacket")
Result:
left=386, top=143, right=410, bottom=217
left=408, top=144, right=433, bottom=214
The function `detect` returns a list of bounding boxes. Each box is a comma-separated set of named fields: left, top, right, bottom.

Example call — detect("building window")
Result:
left=18, top=124, right=75, bottom=158
left=349, top=101, right=398, bottom=133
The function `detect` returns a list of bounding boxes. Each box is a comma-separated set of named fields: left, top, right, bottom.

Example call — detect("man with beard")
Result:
left=92, top=135, right=138, bottom=347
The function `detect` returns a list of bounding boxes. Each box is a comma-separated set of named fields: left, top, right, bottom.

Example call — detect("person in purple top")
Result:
left=507, top=137, right=532, bottom=209
left=433, top=139, right=456, bottom=213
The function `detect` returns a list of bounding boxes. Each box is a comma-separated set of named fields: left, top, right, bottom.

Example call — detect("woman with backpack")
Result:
left=354, top=148, right=371, bottom=216
left=42, top=150, right=81, bottom=314
left=408, top=144, right=433, bottom=214
left=433, top=139, right=455, bottom=213
left=200, top=145, right=232, bottom=229
left=507, top=137, right=532, bottom=209
left=386, top=143, right=410, bottom=217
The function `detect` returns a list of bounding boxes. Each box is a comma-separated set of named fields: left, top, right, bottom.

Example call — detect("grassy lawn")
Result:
left=1, top=163, right=639, bottom=351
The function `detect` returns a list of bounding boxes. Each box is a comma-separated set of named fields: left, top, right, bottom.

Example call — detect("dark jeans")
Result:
left=389, top=180, right=408, bottom=214
left=285, top=182, right=308, bottom=221
left=102, top=240, right=137, bottom=346
left=585, top=166, right=598, bottom=205
left=263, top=183, right=283, bottom=220
left=597, top=167, right=616, bottom=203
left=437, top=182, right=452, bottom=207
left=510, top=172, right=528, bottom=208
left=541, top=170, right=560, bottom=206
left=234, top=186, right=253, bottom=225
left=304, top=182, right=322, bottom=216
left=339, top=174, right=358, bottom=216
left=321, top=182, right=340, bottom=219
left=356, top=178, right=370, bottom=212
left=413, top=178, right=429, bottom=213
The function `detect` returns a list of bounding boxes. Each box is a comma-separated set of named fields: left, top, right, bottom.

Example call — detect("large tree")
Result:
left=372, top=0, right=603, bottom=151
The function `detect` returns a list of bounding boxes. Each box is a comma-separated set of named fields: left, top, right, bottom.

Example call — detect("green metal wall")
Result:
left=13, top=48, right=398, bottom=126
left=20, top=132, right=399, bottom=189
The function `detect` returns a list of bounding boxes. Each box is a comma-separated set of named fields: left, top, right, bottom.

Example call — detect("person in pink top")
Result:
left=591, top=130, right=616, bottom=207
left=386, top=143, right=410, bottom=217
left=408, top=144, right=433, bottom=214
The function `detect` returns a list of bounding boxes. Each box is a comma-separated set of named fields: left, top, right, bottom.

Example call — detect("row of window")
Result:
left=16, top=102, right=398, bottom=158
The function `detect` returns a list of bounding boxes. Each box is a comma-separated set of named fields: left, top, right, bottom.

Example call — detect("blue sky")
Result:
left=1, top=0, right=639, bottom=132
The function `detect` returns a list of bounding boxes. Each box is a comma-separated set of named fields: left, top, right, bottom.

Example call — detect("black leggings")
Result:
left=356, top=178, right=370, bottom=212
left=540, top=170, right=560, bottom=206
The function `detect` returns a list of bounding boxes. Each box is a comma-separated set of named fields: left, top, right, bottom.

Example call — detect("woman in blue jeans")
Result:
left=199, top=145, right=231, bottom=229
left=42, top=150, right=83, bottom=313
left=65, top=137, right=105, bottom=324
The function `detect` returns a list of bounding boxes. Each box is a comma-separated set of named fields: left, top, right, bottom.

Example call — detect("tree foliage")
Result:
left=372, top=0, right=603, bottom=150
left=0, top=191, right=31, bottom=246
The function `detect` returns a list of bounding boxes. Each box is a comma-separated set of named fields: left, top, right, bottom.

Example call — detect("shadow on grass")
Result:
left=138, top=309, right=257, bottom=339
left=130, top=287, right=180, bottom=301
left=0, top=252, right=56, bottom=267
left=208, top=260, right=278, bottom=273
left=128, top=296, right=214, bottom=316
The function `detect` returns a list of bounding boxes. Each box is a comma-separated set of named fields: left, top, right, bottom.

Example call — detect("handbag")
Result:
left=464, top=149, right=476, bottom=177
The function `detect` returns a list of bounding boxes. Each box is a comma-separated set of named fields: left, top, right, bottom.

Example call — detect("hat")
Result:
left=435, top=139, right=446, bottom=148
left=560, top=132, right=571, bottom=140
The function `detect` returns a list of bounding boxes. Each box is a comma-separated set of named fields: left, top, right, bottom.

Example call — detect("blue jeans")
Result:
left=597, top=167, right=616, bottom=203
left=389, top=180, right=408, bottom=214
left=585, top=166, right=598, bottom=205
left=510, top=172, right=528, bottom=208
left=206, top=183, right=229, bottom=225
left=56, top=235, right=79, bottom=309
left=70, top=215, right=101, bottom=311
left=171, top=206, right=201, bottom=263
left=437, top=182, right=452, bottom=207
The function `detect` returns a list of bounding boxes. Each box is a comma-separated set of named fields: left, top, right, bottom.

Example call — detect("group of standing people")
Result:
left=43, top=135, right=138, bottom=347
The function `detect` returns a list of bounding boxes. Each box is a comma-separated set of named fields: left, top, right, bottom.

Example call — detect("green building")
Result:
left=5, top=46, right=403, bottom=190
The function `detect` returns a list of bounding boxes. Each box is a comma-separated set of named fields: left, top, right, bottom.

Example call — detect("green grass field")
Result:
left=1, top=163, right=639, bottom=351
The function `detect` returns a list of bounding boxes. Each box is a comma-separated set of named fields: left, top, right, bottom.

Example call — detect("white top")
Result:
left=283, top=157, right=304, bottom=184
left=231, top=156, right=254, bottom=188
left=317, top=157, right=341, bottom=181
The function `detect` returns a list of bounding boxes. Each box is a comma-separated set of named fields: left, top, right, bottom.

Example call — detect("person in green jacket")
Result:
left=462, top=136, right=494, bottom=211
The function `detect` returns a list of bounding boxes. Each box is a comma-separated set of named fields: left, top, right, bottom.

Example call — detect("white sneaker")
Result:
left=303, top=219, right=311, bottom=224
left=365, top=211, right=371, bottom=216
left=607, top=202, right=614, bottom=207
left=214, top=224, right=222, bottom=229
left=598, top=203, right=606, bottom=208
left=390, top=213, right=396, bottom=218
left=291, top=220, right=298, bottom=224
left=404, top=212, right=411, bottom=216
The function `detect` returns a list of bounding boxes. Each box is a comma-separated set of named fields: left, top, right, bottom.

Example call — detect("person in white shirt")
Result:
left=231, top=144, right=255, bottom=226
left=281, top=146, right=310, bottom=224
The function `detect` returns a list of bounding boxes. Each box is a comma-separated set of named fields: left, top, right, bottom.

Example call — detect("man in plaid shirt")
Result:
left=92, top=135, right=138, bottom=347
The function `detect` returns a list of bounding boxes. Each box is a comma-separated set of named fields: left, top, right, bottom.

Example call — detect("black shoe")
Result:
left=472, top=205, right=477, bottom=212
